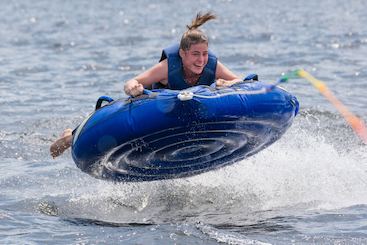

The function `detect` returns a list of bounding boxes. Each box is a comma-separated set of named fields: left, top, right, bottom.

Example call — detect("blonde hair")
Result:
left=180, top=12, right=216, bottom=51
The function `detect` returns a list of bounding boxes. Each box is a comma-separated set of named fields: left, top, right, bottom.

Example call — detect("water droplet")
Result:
left=331, top=43, right=340, bottom=49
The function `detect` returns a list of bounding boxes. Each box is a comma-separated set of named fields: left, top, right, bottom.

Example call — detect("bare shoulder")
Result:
left=135, top=59, right=168, bottom=86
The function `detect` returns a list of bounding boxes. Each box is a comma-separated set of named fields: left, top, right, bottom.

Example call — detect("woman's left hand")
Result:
left=215, top=78, right=241, bottom=87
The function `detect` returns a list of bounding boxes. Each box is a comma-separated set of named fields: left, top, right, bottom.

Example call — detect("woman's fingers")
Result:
left=215, top=79, right=238, bottom=87
left=215, top=79, right=226, bottom=87
left=130, top=84, right=144, bottom=97
left=124, top=79, right=144, bottom=96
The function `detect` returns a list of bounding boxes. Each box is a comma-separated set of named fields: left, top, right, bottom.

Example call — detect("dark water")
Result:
left=1, top=0, right=367, bottom=244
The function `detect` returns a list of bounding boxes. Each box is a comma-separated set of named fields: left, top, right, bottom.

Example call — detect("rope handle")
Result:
left=95, top=96, right=114, bottom=110
left=177, top=76, right=288, bottom=101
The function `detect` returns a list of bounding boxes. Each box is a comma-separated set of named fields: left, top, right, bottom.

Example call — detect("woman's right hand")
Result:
left=124, top=79, right=144, bottom=97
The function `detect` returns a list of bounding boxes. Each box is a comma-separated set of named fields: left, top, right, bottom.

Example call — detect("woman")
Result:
left=50, top=12, right=241, bottom=158
left=124, top=12, right=241, bottom=96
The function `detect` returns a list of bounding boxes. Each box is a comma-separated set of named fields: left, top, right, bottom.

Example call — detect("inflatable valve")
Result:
left=177, top=91, right=194, bottom=101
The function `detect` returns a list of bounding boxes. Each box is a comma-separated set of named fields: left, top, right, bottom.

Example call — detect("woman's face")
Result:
left=180, top=43, right=208, bottom=75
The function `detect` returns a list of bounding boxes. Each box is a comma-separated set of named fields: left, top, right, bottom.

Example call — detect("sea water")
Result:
left=1, top=0, right=366, bottom=244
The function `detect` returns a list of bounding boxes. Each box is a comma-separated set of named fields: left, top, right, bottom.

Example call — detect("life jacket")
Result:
left=153, top=43, right=217, bottom=89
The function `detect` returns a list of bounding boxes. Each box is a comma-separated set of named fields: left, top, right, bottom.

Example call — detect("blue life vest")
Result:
left=153, top=44, right=217, bottom=89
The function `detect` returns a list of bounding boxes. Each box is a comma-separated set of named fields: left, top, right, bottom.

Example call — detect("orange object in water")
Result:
left=297, top=69, right=367, bottom=144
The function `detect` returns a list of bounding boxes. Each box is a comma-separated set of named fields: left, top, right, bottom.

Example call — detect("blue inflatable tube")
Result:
left=71, top=81, right=299, bottom=182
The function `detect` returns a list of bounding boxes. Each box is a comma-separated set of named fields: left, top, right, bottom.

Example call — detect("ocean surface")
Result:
left=1, top=0, right=367, bottom=244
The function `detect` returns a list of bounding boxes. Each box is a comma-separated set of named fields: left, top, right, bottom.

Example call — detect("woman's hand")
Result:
left=124, top=79, right=144, bottom=97
left=215, top=78, right=242, bottom=88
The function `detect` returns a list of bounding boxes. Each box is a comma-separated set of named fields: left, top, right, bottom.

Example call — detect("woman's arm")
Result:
left=124, top=60, right=168, bottom=96
left=215, top=61, right=242, bottom=87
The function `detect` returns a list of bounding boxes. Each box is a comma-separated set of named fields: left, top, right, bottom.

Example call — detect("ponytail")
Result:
left=180, top=12, right=216, bottom=51
left=186, top=12, right=216, bottom=30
